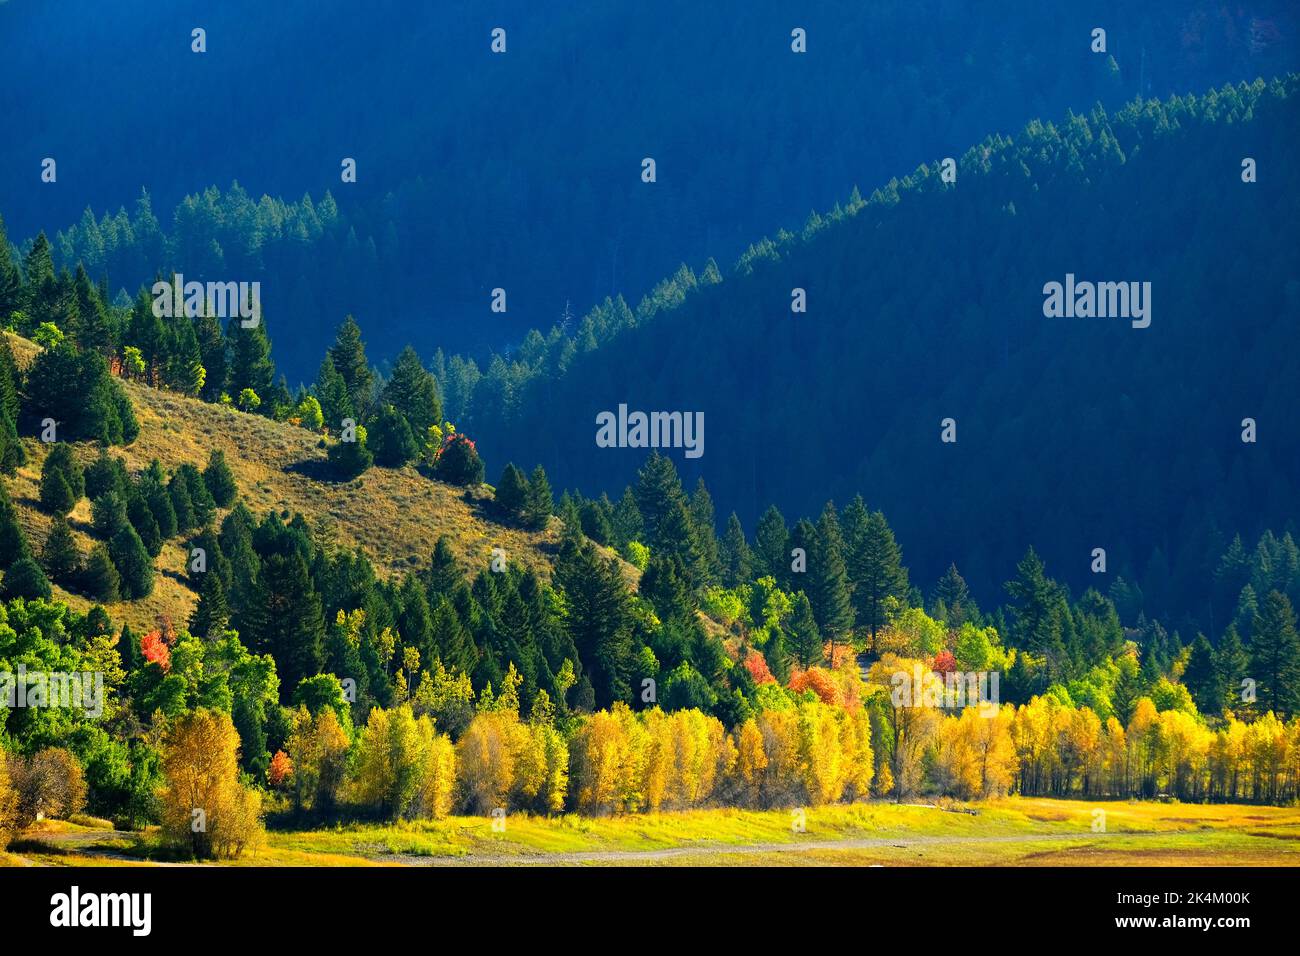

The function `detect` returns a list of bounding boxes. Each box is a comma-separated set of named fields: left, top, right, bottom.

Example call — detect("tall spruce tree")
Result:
left=382, top=345, right=441, bottom=437
left=753, top=505, right=788, bottom=583
left=41, top=517, right=81, bottom=584
left=1251, top=590, right=1300, bottom=718
left=809, top=502, right=853, bottom=662
left=328, top=315, right=373, bottom=417
left=720, top=512, right=752, bottom=588
left=849, top=510, right=909, bottom=654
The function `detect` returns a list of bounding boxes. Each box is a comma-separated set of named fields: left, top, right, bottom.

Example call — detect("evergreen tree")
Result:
left=194, top=313, right=228, bottom=402
left=1183, top=633, right=1221, bottom=715
left=382, top=345, right=441, bottom=437
left=554, top=538, right=634, bottom=708
left=0, top=482, right=31, bottom=568
left=367, top=404, right=419, bottom=467
left=242, top=551, right=325, bottom=699
left=313, top=353, right=354, bottom=433
left=426, top=536, right=462, bottom=600
left=327, top=428, right=374, bottom=479
left=687, top=478, right=721, bottom=583
left=611, top=487, right=643, bottom=548
left=202, top=449, right=238, bottom=507
left=168, top=471, right=196, bottom=533
left=91, top=491, right=128, bottom=539
left=40, top=517, right=81, bottom=584
left=787, top=591, right=823, bottom=668
left=720, top=512, right=752, bottom=588
left=1251, top=590, right=1300, bottom=718
left=639, top=552, right=698, bottom=624
left=429, top=595, right=476, bottom=675
left=109, top=523, right=154, bottom=599
left=189, top=571, right=231, bottom=640
left=848, top=510, right=909, bottom=653
left=85, top=448, right=127, bottom=501
left=80, top=543, right=121, bottom=602
left=753, top=505, right=788, bottom=583
left=328, top=315, right=373, bottom=417
left=226, top=315, right=275, bottom=410
left=0, top=213, right=20, bottom=321
left=523, top=465, right=553, bottom=530
left=1214, top=625, right=1250, bottom=713
left=656, top=498, right=708, bottom=587
left=809, top=502, right=854, bottom=660
left=579, top=495, right=615, bottom=545
left=494, top=463, right=529, bottom=518
left=633, top=452, right=686, bottom=545
left=38, top=464, right=76, bottom=516
left=180, top=463, right=217, bottom=526
left=932, top=563, right=977, bottom=626
left=141, top=468, right=178, bottom=539
left=2, top=556, right=52, bottom=601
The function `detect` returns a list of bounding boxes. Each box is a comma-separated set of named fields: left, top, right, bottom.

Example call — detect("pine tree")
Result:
left=189, top=571, right=231, bottom=640
left=932, top=563, right=976, bottom=626
left=430, top=596, right=477, bottom=676
left=1251, top=590, right=1300, bottom=718
left=168, top=471, right=196, bottom=533
left=524, top=466, right=553, bottom=530
left=0, top=213, right=21, bottom=321
left=426, top=536, right=462, bottom=600
left=382, top=345, right=441, bottom=437
left=38, top=465, right=76, bottom=516
left=327, top=428, right=373, bottom=479
left=554, top=538, right=634, bottom=708
left=81, top=544, right=120, bottom=602
left=788, top=592, right=822, bottom=668
left=2, top=556, right=52, bottom=601
left=809, top=502, right=853, bottom=661
left=181, top=463, right=217, bottom=526
left=85, top=448, right=127, bottom=501
left=43, top=443, right=85, bottom=498
left=1005, top=548, right=1068, bottom=677
left=579, top=496, right=615, bottom=545
left=1183, top=633, right=1221, bottom=715
left=117, top=623, right=140, bottom=672
left=754, top=505, right=788, bottom=582
left=367, top=404, right=418, bottom=467
left=656, top=498, right=708, bottom=587
left=313, top=354, right=354, bottom=433
left=202, top=450, right=238, bottom=508
left=91, top=491, right=128, bottom=539
left=0, top=482, right=30, bottom=569
left=721, top=512, right=752, bottom=588
left=494, top=463, right=529, bottom=518
left=328, top=315, right=373, bottom=417
left=242, top=552, right=325, bottom=699
left=109, top=523, right=154, bottom=599
left=688, top=478, right=722, bottom=583
left=1214, top=625, right=1250, bottom=713
left=195, top=314, right=228, bottom=402
left=41, top=517, right=80, bottom=584
left=141, top=471, right=178, bottom=540
left=612, top=488, right=643, bottom=548
left=633, top=452, right=686, bottom=545
left=226, top=316, right=275, bottom=410
left=849, top=510, right=909, bottom=654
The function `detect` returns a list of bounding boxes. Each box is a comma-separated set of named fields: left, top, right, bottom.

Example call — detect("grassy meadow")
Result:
left=7, top=798, right=1300, bottom=868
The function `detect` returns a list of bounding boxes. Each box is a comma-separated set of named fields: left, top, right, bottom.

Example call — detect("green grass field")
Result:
left=7, top=798, right=1300, bottom=867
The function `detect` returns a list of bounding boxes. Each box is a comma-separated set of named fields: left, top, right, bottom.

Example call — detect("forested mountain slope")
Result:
left=6, top=0, right=1293, bottom=379
left=460, top=77, right=1300, bottom=629
left=2, top=333, right=561, bottom=633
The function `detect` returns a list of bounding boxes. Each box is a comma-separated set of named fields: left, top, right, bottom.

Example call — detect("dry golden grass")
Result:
left=6, top=333, right=565, bottom=632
